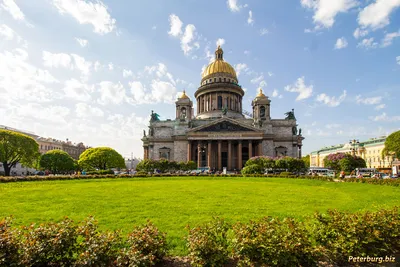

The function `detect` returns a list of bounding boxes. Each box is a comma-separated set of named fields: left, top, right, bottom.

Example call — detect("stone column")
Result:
left=207, top=141, right=212, bottom=168
left=228, top=140, right=232, bottom=170
left=187, top=141, right=192, bottom=162
left=258, top=141, right=262, bottom=156
left=238, top=141, right=243, bottom=169
left=218, top=140, right=222, bottom=170
left=249, top=141, right=253, bottom=158
left=197, top=142, right=201, bottom=168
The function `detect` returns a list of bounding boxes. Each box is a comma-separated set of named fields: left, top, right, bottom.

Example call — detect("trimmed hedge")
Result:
left=1, top=207, right=399, bottom=266
left=1, top=173, right=400, bottom=187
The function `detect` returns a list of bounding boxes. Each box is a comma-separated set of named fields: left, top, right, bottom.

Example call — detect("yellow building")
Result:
left=310, top=136, right=396, bottom=170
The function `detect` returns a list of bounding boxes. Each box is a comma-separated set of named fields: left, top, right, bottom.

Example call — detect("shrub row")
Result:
left=1, top=173, right=400, bottom=186
left=0, top=217, right=166, bottom=267
left=186, top=207, right=400, bottom=266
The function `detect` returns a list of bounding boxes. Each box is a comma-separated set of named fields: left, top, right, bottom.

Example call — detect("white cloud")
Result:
left=168, top=14, right=182, bottom=37
left=247, top=11, right=254, bottom=25
left=259, top=81, right=267, bottom=87
left=42, top=51, right=92, bottom=78
left=284, top=76, right=313, bottom=101
left=0, top=48, right=59, bottom=103
left=129, top=81, right=149, bottom=104
left=272, top=89, right=283, bottom=98
left=375, top=104, right=386, bottom=110
left=152, top=25, right=157, bottom=30
left=325, top=123, right=341, bottom=129
left=227, top=0, right=242, bottom=12
left=334, top=37, right=348, bottom=49
left=0, top=24, right=16, bottom=40
left=97, top=81, right=126, bottom=105
left=216, top=38, right=225, bottom=47
left=75, top=37, right=88, bottom=47
left=244, top=50, right=250, bottom=55
left=381, top=30, right=400, bottom=47
left=301, top=0, right=358, bottom=29
left=52, top=0, right=116, bottom=34
left=358, top=0, right=400, bottom=30
left=260, top=28, right=268, bottom=35
left=370, top=112, right=400, bottom=122
left=108, top=62, right=114, bottom=70
left=63, top=78, right=94, bottom=101
left=150, top=80, right=177, bottom=104
left=353, top=27, right=368, bottom=39
left=250, top=75, right=264, bottom=84
left=181, top=24, right=197, bottom=55
left=356, top=95, right=382, bottom=105
left=14, top=103, right=70, bottom=124
left=76, top=103, right=104, bottom=118
left=397, top=56, right=400, bottom=64
left=316, top=90, right=347, bottom=107
left=357, top=37, right=378, bottom=49
left=1, top=0, right=25, bottom=21
left=234, top=63, right=248, bottom=76
left=42, top=51, right=73, bottom=69
left=122, top=69, right=133, bottom=78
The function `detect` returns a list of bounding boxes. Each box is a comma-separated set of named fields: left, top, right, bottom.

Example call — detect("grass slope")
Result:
left=1, top=177, right=399, bottom=255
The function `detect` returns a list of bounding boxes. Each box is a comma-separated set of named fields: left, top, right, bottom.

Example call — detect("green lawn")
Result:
left=1, top=177, right=399, bottom=255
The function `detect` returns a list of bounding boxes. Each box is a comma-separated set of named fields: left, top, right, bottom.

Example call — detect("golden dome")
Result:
left=256, top=88, right=267, bottom=98
left=179, top=90, right=189, bottom=99
left=201, top=46, right=237, bottom=80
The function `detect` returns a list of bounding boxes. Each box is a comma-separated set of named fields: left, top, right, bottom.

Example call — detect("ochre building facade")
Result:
left=142, top=46, right=304, bottom=171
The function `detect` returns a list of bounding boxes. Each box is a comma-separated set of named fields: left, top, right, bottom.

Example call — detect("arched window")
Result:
left=217, top=96, right=222, bottom=109
left=260, top=106, right=266, bottom=118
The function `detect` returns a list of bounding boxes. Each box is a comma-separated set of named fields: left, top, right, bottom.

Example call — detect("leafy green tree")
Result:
left=324, top=153, right=366, bottom=172
left=186, top=161, right=197, bottom=170
left=39, top=150, right=75, bottom=174
left=302, top=155, right=310, bottom=168
left=0, top=129, right=40, bottom=176
left=382, top=130, right=400, bottom=159
left=78, top=147, right=125, bottom=171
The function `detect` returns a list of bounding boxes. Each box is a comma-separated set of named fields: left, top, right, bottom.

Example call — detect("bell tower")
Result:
left=252, top=88, right=271, bottom=121
left=175, top=90, right=193, bottom=121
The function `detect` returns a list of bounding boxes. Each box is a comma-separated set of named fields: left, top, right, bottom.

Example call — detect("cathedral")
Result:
left=142, top=46, right=304, bottom=171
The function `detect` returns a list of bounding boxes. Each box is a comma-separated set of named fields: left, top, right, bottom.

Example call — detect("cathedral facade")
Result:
left=142, top=46, right=304, bottom=171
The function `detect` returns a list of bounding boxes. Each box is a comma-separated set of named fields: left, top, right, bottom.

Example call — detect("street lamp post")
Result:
left=349, top=139, right=360, bottom=156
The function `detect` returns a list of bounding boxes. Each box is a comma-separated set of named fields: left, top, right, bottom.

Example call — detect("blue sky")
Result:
left=0, top=0, right=399, bottom=159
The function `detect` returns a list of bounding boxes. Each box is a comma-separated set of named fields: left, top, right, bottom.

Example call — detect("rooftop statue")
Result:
left=222, top=106, right=228, bottom=115
left=150, top=110, right=160, bottom=122
left=284, top=109, right=296, bottom=120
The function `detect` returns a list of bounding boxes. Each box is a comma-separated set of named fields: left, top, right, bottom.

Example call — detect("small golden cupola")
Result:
left=176, top=90, right=193, bottom=121
left=179, top=90, right=189, bottom=99
left=252, top=88, right=271, bottom=121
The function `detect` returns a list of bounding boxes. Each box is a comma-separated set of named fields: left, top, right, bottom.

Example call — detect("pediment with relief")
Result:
left=190, top=119, right=260, bottom=133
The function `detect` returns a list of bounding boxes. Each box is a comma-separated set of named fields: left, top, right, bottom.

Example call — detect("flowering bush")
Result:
left=186, top=218, right=230, bottom=267
left=232, top=217, right=320, bottom=267
left=0, top=217, right=20, bottom=266
left=118, top=221, right=167, bottom=266
left=323, top=153, right=366, bottom=172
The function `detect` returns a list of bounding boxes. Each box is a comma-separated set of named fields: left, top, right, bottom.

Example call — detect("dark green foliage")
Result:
left=241, top=164, right=264, bottom=175
left=39, top=150, right=75, bottom=174
left=78, top=147, right=125, bottom=171
left=382, top=130, right=400, bottom=159
left=232, top=217, right=319, bottom=267
left=118, top=221, right=167, bottom=266
left=302, top=154, right=310, bottom=168
left=0, top=129, right=40, bottom=176
left=136, top=159, right=196, bottom=173
left=313, top=208, right=400, bottom=264
left=0, top=217, right=20, bottom=267
left=186, top=218, right=230, bottom=267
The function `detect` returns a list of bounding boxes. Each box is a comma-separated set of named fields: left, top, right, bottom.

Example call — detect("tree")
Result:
left=39, top=150, right=75, bottom=174
left=78, top=147, right=125, bottom=171
left=324, top=153, right=366, bottom=172
left=302, top=155, right=310, bottom=168
left=382, top=130, right=400, bottom=159
left=0, top=129, right=40, bottom=176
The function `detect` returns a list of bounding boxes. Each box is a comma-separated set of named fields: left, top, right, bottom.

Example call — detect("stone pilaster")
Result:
left=207, top=141, right=212, bottom=168
left=238, top=141, right=243, bottom=169
left=218, top=140, right=222, bottom=170
left=249, top=141, right=253, bottom=158
left=228, top=140, right=232, bottom=170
